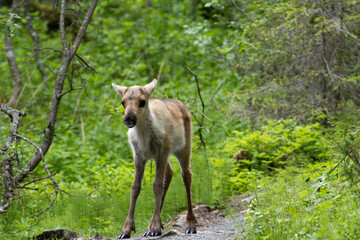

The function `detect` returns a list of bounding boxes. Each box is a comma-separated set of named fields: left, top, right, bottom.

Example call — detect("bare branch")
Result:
left=185, top=65, right=205, bottom=113
left=185, top=65, right=206, bottom=149
left=57, top=80, right=87, bottom=98
left=232, top=0, right=249, bottom=17
left=17, top=186, right=39, bottom=191
left=0, top=102, right=26, bottom=212
left=20, top=172, right=58, bottom=188
left=70, top=0, right=98, bottom=58
left=14, top=133, right=60, bottom=217
left=14, top=133, right=43, bottom=155
left=75, top=53, right=96, bottom=73
left=0, top=103, right=26, bottom=151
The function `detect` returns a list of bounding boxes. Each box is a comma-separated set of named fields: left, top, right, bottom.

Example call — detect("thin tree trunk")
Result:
left=24, top=0, right=47, bottom=85
left=5, top=0, right=22, bottom=107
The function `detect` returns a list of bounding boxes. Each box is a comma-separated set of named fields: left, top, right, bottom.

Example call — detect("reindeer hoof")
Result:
left=151, top=231, right=162, bottom=237
left=185, top=226, right=197, bottom=234
left=142, top=230, right=162, bottom=237
left=117, top=233, right=130, bottom=239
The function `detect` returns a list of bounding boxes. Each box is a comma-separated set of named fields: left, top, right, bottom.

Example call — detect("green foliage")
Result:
left=330, top=120, right=360, bottom=191
left=243, top=163, right=360, bottom=239
left=2, top=0, right=360, bottom=238
left=222, top=0, right=360, bottom=123
left=222, top=120, right=330, bottom=193
left=0, top=12, right=21, bottom=37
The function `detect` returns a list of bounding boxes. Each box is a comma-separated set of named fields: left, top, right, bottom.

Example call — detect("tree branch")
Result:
left=185, top=65, right=206, bottom=150
left=0, top=102, right=26, bottom=212
left=57, top=80, right=87, bottom=98
left=75, top=53, right=96, bottom=73
left=70, top=0, right=98, bottom=58
left=232, top=0, right=249, bottom=17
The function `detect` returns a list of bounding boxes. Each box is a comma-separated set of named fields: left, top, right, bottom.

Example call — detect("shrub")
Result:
left=221, top=119, right=330, bottom=193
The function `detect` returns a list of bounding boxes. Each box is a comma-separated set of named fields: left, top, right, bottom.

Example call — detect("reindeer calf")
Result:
left=112, top=79, right=197, bottom=239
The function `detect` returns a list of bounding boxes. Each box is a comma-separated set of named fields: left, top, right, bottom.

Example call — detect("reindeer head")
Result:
left=112, top=79, right=157, bottom=128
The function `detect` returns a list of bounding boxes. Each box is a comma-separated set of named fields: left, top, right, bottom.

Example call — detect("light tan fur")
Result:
left=112, top=79, right=197, bottom=239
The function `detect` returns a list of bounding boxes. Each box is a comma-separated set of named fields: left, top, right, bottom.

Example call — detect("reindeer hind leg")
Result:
left=175, top=150, right=197, bottom=234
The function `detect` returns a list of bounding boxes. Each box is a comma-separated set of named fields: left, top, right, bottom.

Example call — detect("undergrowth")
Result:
left=0, top=152, right=220, bottom=239
left=242, top=162, right=360, bottom=239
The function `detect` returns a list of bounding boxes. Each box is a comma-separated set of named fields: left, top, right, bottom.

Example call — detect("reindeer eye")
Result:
left=121, top=100, right=125, bottom=107
left=139, top=99, right=146, bottom=108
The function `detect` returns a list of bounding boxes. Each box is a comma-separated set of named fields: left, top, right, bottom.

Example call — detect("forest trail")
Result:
left=74, top=195, right=252, bottom=240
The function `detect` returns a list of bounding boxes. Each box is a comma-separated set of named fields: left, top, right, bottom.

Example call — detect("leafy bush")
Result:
left=221, top=120, right=330, bottom=193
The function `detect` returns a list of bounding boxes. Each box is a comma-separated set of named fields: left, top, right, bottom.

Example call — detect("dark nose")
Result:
left=124, top=114, right=137, bottom=128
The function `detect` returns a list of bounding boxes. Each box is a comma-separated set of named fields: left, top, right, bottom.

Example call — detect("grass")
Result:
left=0, top=152, right=229, bottom=239
left=242, top=162, right=360, bottom=240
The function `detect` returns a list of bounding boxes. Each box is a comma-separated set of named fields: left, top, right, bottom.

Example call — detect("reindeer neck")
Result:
left=134, top=105, right=155, bottom=131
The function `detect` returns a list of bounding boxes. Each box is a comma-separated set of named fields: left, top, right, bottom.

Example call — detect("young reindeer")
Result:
left=112, top=79, right=197, bottom=239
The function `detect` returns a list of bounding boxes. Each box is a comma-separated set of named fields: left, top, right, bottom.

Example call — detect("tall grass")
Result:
left=243, top=162, right=360, bottom=239
left=0, top=151, right=230, bottom=239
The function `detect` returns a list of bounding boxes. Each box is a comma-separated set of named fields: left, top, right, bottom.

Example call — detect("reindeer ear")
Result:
left=112, top=83, right=127, bottom=97
left=144, top=79, right=157, bottom=96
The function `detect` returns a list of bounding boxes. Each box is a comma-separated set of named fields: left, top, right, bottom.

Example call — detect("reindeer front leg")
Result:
left=117, top=159, right=145, bottom=239
left=143, top=153, right=169, bottom=237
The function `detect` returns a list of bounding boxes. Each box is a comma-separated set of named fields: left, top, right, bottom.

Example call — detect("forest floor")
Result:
left=72, top=195, right=252, bottom=240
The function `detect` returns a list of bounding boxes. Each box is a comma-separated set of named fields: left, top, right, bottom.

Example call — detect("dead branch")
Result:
left=70, top=0, right=98, bottom=58
left=57, top=80, right=87, bottom=98
left=14, top=134, right=59, bottom=217
left=0, top=103, right=26, bottom=151
left=328, top=154, right=348, bottom=175
left=0, top=103, right=26, bottom=212
left=75, top=53, right=96, bottom=73
left=20, top=172, right=58, bottom=188
left=185, top=65, right=226, bottom=151
left=185, top=65, right=206, bottom=150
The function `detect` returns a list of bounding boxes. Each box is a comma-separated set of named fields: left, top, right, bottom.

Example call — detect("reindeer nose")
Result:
left=124, top=114, right=137, bottom=128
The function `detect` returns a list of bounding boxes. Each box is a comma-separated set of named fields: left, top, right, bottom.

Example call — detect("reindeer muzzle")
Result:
left=124, top=114, right=137, bottom=128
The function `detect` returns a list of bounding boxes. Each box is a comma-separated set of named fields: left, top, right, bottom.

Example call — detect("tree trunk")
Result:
left=4, top=27, right=22, bottom=106
left=24, top=0, right=48, bottom=85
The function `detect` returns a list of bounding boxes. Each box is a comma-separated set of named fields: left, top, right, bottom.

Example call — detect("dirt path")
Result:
left=37, top=196, right=252, bottom=240
left=104, top=195, right=251, bottom=240
left=142, top=203, right=246, bottom=240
